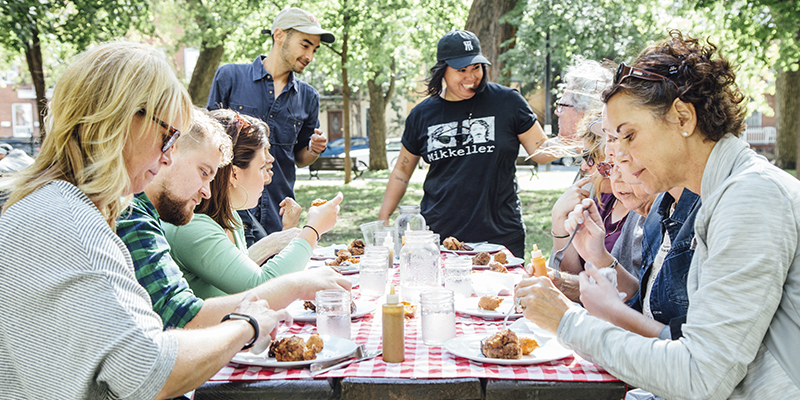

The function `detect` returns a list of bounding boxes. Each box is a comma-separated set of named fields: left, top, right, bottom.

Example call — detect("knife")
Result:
left=309, top=349, right=382, bottom=377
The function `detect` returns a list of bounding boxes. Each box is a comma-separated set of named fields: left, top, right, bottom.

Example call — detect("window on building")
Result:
left=11, top=103, right=33, bottom=137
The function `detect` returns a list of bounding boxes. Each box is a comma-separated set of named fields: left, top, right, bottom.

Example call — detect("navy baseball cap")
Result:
left=436, top=30, right=491, bottom=69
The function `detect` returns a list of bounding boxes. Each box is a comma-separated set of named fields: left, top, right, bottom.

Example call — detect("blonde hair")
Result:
left=1, top=41, right=193, bottom=227
left=174, top=108, right=233, bottom=167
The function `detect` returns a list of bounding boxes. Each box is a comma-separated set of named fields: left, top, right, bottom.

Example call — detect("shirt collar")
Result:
left=700, top=133, right=750, bottom=200
left=251, top=55, right=298, bottom=93
left=134, top=191, right=160, bottom=220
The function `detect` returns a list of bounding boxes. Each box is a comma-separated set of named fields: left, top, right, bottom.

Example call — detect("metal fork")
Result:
left=310, top=344, right=364, bottom=373
left=549, top=227, right=580, bottom=272
left=503, top=298, right=522, bottom=328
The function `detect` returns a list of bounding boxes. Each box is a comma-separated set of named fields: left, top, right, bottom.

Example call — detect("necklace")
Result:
left=603, top=198, right=625, bottom=238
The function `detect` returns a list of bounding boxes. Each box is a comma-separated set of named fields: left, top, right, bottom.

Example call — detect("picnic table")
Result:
left=194, top=251, right=626, bottom=400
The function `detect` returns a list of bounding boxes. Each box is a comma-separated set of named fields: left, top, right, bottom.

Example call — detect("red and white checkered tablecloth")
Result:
left=210, top=255, right=619, bottom=383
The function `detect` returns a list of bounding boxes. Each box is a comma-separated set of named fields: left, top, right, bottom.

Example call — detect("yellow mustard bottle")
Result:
left=531, top=244, right=548, bottom=277
left=382, top=286, right=405, bottom=363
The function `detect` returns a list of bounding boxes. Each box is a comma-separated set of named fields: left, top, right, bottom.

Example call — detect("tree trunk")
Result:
left=188, top=41, right=226, bottom=107
left=465, top=0, right=518, bottom=85
left=776, top=65, right=800, bottom=170
left=366, top=59, right=396, bottom=171
left=342, top=3, right=352, bottom=184
left=23, top=28, right=46, bottom=141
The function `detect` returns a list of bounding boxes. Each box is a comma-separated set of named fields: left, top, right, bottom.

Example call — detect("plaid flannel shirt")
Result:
left=116, top=192, right=203, bottom=329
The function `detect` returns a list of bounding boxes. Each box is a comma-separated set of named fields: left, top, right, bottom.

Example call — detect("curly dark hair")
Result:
left=424, top=61, right=488, bottom=98
left=602, top=30, right=746, bottom=141
left=197, top=109, right=269, bottom=231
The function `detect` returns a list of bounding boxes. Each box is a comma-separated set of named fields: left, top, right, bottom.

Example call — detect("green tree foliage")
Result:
left=0, top=0, right=152, bottom=138
left=692, top=0, right=800, bottom=168
left=297, top=0, right=467, bottom=181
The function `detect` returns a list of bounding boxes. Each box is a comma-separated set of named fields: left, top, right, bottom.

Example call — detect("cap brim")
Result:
left=445, top=54, right=491, bottom=69
left=292, top=26, right=336, bottom=43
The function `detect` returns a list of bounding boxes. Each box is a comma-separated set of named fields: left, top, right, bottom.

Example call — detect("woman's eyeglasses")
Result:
left=555, top=102, right=574, bottom=113
left=614, top=62, right=679, bottom=91
left=140, top=110, right=181, bottom=153
left=580, top=151, right=595, bottom=168
left=597, top=161, right=614, bottom=178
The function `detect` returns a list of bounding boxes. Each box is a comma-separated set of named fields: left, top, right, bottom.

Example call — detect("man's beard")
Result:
left=155, top=189, right=193, bottom=226
left=281, top=41, right=305, bottom=74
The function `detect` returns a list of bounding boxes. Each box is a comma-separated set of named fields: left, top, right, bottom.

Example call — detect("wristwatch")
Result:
left=221, top=313, right=260, bottom=350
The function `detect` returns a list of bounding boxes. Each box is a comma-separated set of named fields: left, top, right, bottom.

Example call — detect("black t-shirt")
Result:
left=402, top=82, right=536, bottom=256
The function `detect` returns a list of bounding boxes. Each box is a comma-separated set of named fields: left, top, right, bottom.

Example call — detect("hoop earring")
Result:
left=681, top=131, right=690, bottom=137
left=231, top=184, right=249, bottom=210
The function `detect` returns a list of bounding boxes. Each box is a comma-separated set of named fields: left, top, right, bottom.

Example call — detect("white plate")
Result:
left=440, top=242, right=505, bottom=255
left=455, top=296, right=522, bottom=319
left=307, top=260, right=360, bottom=275
left=230, top=334, right=357, bottom=368
left=445, top=333, right=572, bottom=365
left=286, top=299, right=377, bottom=322
left=471, top=256, right=525, bottom=270
left=312, top=244, right=362, bottom=260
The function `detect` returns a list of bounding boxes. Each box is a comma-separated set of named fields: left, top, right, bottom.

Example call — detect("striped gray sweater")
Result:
left=0, top=181, right=177, bottom=399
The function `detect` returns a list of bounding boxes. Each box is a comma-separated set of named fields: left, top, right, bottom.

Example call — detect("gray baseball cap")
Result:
left=271, top=7, right=335, bottom=44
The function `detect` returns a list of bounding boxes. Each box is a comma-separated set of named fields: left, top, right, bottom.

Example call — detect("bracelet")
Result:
left=221, top=313, right=259, bottom=350
left=303, top=224, right=320, bottom=241
left=604, top=257, right=619, bottom=269
left=308, top=146, right=320, bottom=156
left=551, top=229, right=570, bottom=239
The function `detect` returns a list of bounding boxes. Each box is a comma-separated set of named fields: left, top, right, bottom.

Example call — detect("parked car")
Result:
left=0, top=137, right=39, bottom=157
left=320, top=136, right=370, bottom=157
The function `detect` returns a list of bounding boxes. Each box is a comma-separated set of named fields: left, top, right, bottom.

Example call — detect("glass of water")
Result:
left=444, top=256, right=473, bottom=298
left=315, top=289, right=352, bottom=339
left=420, top=289, right=456, bottom=346
left=359, top=249, right=388, bottom=296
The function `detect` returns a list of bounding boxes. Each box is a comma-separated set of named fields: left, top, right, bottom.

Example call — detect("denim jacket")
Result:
left=631, top=188, right=701, bottom=339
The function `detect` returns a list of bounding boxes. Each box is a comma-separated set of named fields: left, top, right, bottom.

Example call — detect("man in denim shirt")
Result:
left=207, top=7, right=333, bottom=238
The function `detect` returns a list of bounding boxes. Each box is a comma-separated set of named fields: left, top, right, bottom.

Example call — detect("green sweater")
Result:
left=163, top=212, right=311, bottom=299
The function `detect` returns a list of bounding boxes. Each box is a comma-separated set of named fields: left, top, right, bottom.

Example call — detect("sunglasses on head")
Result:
left=614, top=62, right=679, bottom=91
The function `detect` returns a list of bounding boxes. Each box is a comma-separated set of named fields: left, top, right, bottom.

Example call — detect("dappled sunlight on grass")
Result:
left=294, top=172, right=562, bottom=264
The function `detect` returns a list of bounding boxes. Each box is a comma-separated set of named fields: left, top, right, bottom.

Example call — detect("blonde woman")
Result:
left=0, top=42, right=288, bottom=399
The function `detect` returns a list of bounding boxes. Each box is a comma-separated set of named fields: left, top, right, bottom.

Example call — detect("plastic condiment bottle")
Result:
left=382, top=286, right=405, bottom=363
left=530, top=244, right=547, bottom=277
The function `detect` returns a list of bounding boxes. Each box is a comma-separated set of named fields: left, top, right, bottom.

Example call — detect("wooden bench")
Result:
left=308, top=156, right=368, bottom=179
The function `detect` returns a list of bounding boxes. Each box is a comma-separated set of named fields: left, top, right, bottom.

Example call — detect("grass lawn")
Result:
left=294, top=170, right=562, bottom=263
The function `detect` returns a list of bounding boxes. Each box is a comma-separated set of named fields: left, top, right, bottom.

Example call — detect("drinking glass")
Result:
left=444, top=256, right=473, bottom=298
left=420, top=289, right=456, bottom=345
left=360, top=248, right=389, bottom=296
left=315, top=289, right=352, bottom=339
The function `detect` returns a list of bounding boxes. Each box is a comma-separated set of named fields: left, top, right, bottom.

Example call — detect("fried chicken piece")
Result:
left=519, top=336, right=539, bottom=355
left=348, top=238, right=365, bottom=255
left=443, top=236, right=462, bottom=251
left=472, top=251, right=491, bottom=265
left=481, top=329, right=522, bottom=359
left=478, top=295, right=503, bottom=311
left=312, top=199, right=327, bottom=206
left=402, top=302, right=417, bottom=318
left=493, top=252, right=507, bottom=264
left=302, top=300, right=356, bottom=314
left=306, top=334, right=324, bottom=353
left=270, top=336, right=318, bottom=362
left=488, top=261, right=508, bottom=273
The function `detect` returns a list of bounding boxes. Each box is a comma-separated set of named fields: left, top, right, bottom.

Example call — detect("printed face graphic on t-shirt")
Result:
left=426, top=116, right=495, bottom=150
left=424, top=116, right=496, bottom=163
